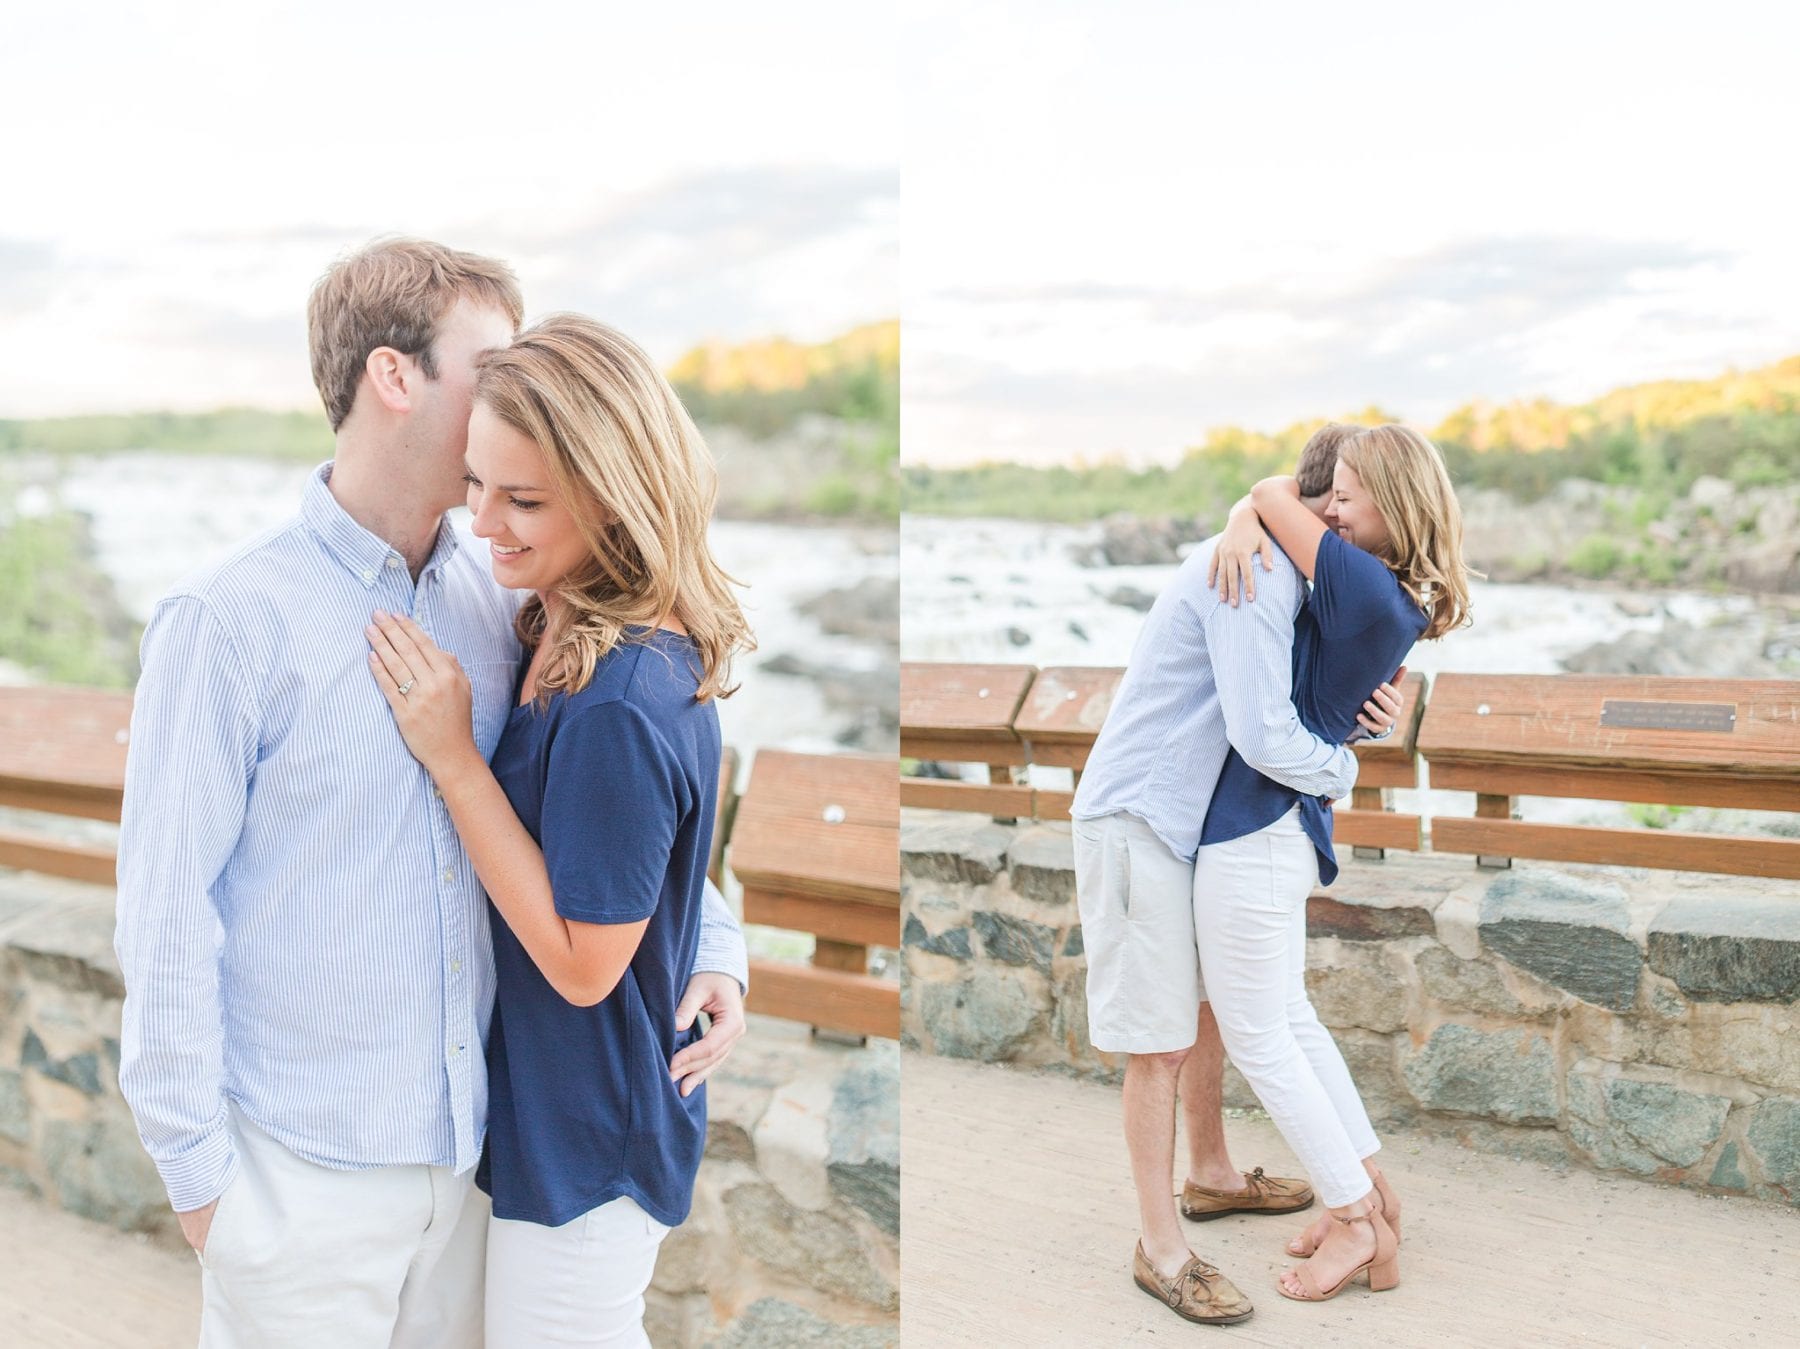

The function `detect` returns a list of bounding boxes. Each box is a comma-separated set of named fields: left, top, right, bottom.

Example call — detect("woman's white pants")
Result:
left=485, top=1195, right=671, bottom=1348
left=1192, top=806, right=1380, bottom=1209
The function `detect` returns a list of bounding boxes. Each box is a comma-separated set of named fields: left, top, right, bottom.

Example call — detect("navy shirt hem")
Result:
left=482, top=1177, right=692, bottom=1230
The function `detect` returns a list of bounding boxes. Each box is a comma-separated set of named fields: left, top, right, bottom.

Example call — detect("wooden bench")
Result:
left=0, top=686, right=131, bottom=884
left=0, top=687, right=900, bottom=1039
left=1418, top=674, right=1800, bottom=879
left=899, top=662, right=1034, bottom=818
left=728, top=749, right=900, bottom=1039
left=900, top=662, right=1427, bottom=853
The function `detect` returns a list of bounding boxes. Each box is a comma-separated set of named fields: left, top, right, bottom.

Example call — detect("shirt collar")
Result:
left=302, top=462, right=460, bottom=588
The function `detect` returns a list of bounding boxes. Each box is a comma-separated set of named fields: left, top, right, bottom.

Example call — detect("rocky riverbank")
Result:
left=2, top=451, right=898, bottom=757
left=1072, top=474, right=1800, bottom=596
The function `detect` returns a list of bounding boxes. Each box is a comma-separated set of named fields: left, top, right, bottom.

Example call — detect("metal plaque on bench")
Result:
left=1599, top=700, right=1736, bottom=733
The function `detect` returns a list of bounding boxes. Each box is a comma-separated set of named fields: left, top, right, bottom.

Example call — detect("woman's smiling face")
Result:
left=463, top=402, right=596, bottom=594
left=1324, top=458, right=1392, bottom=558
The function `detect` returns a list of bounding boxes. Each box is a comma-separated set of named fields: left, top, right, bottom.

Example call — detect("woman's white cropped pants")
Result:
left=1192, top=805, right=1380, bottom=1208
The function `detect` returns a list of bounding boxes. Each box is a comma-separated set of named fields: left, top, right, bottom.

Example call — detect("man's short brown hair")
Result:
left=306, top=238, right=524, bottom=431
left=1294, top=422, right=1362, bottom=498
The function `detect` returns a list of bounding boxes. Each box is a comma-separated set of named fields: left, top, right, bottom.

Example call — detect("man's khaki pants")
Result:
left=195, top=1109, right=487, bottom=1349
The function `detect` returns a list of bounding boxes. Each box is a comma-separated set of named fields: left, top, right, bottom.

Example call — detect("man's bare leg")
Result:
left=1178, top=1002, right=1248, bottom=1192
left=1124, top=1048, right=1195, bottom=1277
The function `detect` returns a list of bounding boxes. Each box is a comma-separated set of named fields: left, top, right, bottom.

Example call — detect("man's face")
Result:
left=410, top=297, right=517, bottom=508
left=1324, top=459, right=1392, bottom=557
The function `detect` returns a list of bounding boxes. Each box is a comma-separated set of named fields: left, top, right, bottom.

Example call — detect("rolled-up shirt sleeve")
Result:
left=1202, top=567, right=1358, bottom=800
left=114, top=596, right=259, bottom=1212
left=694, top=875, right=748, bottom=993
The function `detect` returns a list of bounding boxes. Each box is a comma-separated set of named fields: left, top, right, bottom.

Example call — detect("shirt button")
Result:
left=452, top=959, right=462, bottom=973
left=442, top=868, right=454, bottom=883
left=360, top=567, right=375, bottom=583
left=385, top=556, right=401, bottom=569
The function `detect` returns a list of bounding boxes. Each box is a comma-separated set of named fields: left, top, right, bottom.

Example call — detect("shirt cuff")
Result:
left=693, top=935, right=750, bottom=995
left=154, top=1122, right=239, bottom=1213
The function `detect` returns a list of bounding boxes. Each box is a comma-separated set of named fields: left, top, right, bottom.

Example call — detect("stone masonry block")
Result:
left=902, top=915, right=972, bottom=960
left=899, top=815, right=1011, bottom=887
left=1565, top=1064, right=1732, bottom=1177
left=1745, top=1097, right=1800, bottom=1197
left=918, top=967, right=1051, bottom=1062
left=1305, top=944, right=1410, bottom=1034
left=827, top=1047, right=900, bottom=1237
left=723, top=1183, right=897, bottom=1310
left=1479, top=871, right=1640, bottom=1011
left=1307, top=894, right=1435, bottom=942
left=1006, top=825, right=1076, bottom=907
left=971, top=912, right=1056, bottom=972
left=1401, top=1024, right=1558, bottom=1125
left=1647, top=897, right=1800, bottom=1005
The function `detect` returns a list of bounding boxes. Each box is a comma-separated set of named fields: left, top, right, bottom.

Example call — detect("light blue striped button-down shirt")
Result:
left=1071, top=536, right=1358, bottom=862
left=116, top=464, right=747, bottom=1212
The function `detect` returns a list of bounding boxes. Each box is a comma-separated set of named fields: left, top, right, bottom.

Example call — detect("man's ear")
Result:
left=363, top=346, right=414, bottom=416
left=1300, top=492, right=1332, bottom=522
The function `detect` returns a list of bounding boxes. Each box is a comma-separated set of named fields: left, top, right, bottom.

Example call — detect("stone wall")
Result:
left=901, top=810, right=1800, bottom=1205
left=0, top=870, right=898, bottom=1348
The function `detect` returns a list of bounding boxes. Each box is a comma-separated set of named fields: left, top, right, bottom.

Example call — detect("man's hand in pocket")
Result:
left=177, top=1198, right=219, bottom=1254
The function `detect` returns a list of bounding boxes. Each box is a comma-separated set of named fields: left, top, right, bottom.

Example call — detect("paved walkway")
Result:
left=903, top=1053, right=1800, bottom=1348
left=0, top=1186, right=197, bottom=1346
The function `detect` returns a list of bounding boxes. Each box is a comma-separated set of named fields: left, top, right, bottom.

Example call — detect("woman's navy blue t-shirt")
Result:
left=1199, top=529, right=1426, bottom=885
left=477, top=628, right=719, bottom=1228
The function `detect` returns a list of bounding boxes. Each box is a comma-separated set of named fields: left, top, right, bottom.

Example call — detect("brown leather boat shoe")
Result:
left=1132, top=1243, right=1254, bottom=1325
left=1180, top=1166, right=1315, bottom=1221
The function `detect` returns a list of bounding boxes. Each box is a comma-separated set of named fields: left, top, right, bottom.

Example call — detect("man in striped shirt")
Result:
left=115, top=240, right=749, bottom=1347
left=1070, top=424, right=1399, bottom=1324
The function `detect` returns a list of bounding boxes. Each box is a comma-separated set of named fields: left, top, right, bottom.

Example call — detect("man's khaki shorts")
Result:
left=1071, top=810, right=1205, bottom=1054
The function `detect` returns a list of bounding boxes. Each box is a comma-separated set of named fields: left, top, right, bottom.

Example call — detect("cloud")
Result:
left=508, top=165, right=898, bottom=352
left=908, top=234, right=1758, bottom=463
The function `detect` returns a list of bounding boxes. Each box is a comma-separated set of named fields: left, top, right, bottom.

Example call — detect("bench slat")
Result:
left=1333, top=810, right=1423, bottom=851
left=0, top=830, right=117, bottom=885
left=730, top=750, right=898, bottom=908
left=899, top=778, right=1035, bottom=815
left=0, top=783, right=124, bottom=822
left=1419, top=674, right=1800, bottom=776
left=899, top=663, right=1035, bottom=740
left=1428, top=761, right=1800, bottom=813
left=1432, top=817, right=1800, bottom=879
left=746, top=959, right=899, bottom=1039
left=1014, top=667, right=1119, bottom=745
left=743, top=890, right=897, bottom=948
left=900, top=735, right=1032, bottom=767
left=0, top=687, right=133, bottom=805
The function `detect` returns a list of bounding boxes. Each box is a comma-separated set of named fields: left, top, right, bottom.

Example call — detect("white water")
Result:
left=899, top=515, right=1758, bottom=674
left=30, top=452, right=896, bottom=760
left=899, top=515, right=1782, bottom=834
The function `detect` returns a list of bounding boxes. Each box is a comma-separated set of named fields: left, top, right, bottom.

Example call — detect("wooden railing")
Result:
left=0, top=688, right=899, bottom=1040
left=901, top=663, right=1427, bottom=858
left=901, top=663, right=1800, bottom=880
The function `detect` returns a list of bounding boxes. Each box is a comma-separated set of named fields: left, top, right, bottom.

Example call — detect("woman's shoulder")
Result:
left=560, top=632, right=706, bottom=721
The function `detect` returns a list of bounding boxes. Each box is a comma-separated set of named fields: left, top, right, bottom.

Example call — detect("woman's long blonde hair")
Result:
left=1338, top=424, right=1474, bottom=640
left=475, top=314, right=754, bottom=702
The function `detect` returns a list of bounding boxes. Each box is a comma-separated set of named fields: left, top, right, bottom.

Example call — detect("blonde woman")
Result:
left=1198, top=424, right=1471, bottom=1303
left=364, top=314, right=753, bottom=1346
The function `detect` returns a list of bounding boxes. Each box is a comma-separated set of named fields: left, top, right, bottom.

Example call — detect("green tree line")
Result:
left=906, top=355, right=1800, bottom=520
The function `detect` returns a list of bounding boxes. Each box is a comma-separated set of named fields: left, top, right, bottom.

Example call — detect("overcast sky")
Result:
left=903, top=1, right=1800, bottom=466
left=0, top=2, right=896, bottom=416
